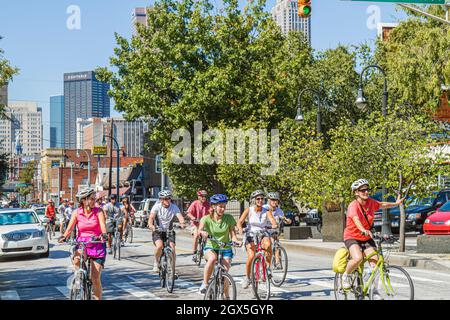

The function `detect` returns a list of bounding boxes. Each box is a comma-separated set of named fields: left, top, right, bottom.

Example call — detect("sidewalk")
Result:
left=175, top=226, right=450, bottom=272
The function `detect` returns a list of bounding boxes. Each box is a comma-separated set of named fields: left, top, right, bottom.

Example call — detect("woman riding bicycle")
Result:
left=58, top=188, right=108, bottom=300
left=121, top=196, right=135, bottom=237
left=237, top=190, right=277, bottom=289
left=197, top=194, right=241, bottom=294
left=186, top=190, right=211, bottom=262
left=342, top=179, right=403, bottom=290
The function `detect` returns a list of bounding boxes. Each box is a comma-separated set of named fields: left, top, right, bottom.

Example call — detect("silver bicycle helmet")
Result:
left=76, top=188, right=96, bottom=201
left=251, top=189, right=265, bottom=199
left=267, top=192, right=280, bottom=200
left=351, top=179, right=369, bottom=192
left=158, top=190, right=173, bottom=199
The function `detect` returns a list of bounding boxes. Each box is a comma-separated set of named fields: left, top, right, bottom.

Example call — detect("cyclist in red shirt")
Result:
left=342, top=179, right=404, bottom=290
left=186, top=190, right=211, bottom=261
left=45, top=199, right=57, bottom=236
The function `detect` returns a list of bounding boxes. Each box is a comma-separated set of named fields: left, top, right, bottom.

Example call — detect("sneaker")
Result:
left=153, top=262, right=159, bottom=272
left=242, top=277, right=251, bottom=289
left=192, top=254, right=197, bottom=262
left=107, top=248, right=112, bottom=254
left=267, top=267, right=272, bottom=279
left=342, top=274, right=352, bottom=290
left=174, top=273, right=179, bottom=280
left=199, top=282, right=207, bottom=294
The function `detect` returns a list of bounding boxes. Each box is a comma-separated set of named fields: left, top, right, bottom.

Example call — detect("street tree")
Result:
left=17, top=161, right=35, bottom=199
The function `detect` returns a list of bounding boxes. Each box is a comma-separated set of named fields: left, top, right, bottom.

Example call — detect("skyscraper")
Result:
left=132, top=7, right=148, bottom=34
left=50, top=95, right=64, bottom=148
left=63, top=71, right=110, bottom=149
left=0, top=101, right=42, bottom=156
left=271, top=0, right=311, bottom=43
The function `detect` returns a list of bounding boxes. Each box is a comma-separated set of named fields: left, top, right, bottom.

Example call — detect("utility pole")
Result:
left=108, top=118, right=114, bottom=197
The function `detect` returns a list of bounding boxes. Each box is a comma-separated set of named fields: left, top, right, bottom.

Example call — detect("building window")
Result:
left=51, top=161, right=60, bottom=168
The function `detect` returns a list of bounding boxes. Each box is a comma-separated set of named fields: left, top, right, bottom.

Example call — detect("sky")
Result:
left=0, top=0, right=407, bottom=148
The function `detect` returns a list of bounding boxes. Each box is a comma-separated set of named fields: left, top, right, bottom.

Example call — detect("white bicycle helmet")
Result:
left=76, top=188, right=96, bottom=201
left=251, top=190, right=265, bottom=199
left=351, top=179, right=369, bottom=192
left=267, top=192, right=280, bottom=200
left=158, top=190, right=173, bottom=199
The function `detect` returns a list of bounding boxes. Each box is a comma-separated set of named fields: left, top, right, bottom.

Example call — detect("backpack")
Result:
left=332, top=247, right=349, bottom=273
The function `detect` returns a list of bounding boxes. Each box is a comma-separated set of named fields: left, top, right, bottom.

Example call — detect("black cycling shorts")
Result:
left=152, top=230, right=176, bottom=245
left=344, top=238, right=376, bottom=251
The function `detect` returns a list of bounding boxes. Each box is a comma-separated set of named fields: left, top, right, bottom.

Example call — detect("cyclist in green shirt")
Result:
left=197, top=194, right=241, bottom=294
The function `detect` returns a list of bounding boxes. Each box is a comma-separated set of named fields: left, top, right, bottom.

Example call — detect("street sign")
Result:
left=92, top=146, right=107, bottom=156
left=346, top=0, right=445, bottom=3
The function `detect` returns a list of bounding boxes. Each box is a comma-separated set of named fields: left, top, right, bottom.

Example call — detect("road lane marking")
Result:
left=0, top=290, right=20, bottom=300
left=113, top=282, right=161, bottom=300
left=233, top=276, right=290, bottom=293
left=56, top=286, right=71, bottom=299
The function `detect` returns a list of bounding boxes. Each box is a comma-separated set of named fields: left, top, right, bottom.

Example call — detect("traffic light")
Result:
left=298, top=0, right=311, bottom=18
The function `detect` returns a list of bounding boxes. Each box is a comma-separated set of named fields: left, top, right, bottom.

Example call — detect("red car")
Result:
left=423, top=201, right=450, bottom=235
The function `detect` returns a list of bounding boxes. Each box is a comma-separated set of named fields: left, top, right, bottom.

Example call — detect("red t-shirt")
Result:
left=343, top=198, right=381, bottom=241
left=187, top=200, right=210, bottom=225
left=45, top=205, right=56, bottom=219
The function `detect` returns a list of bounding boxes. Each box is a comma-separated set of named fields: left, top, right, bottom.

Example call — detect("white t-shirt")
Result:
left=262, top=204, right=284, bottom=224
left=150, top=202, right=181, bottom=231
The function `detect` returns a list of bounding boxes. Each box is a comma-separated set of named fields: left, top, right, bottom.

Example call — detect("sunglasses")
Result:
left=161, top=197, right=171, bottom=200
left=255, top=197, right=264, bottom=201
left=358, top=188, right=370, bottom=193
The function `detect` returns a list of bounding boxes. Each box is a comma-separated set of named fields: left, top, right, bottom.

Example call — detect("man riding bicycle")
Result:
left=237, top=190, right=277, bottom=289
left=342, top=179, right=404, bottom=293
left=148, top=190, right=186, bottom=274
left=186, top=190, right=211, bottom=262
left=45, top=199, right=57, bottom=236
left=197, top=194, right=241, bottom=294
left=103, top=194, right=123, bottom=254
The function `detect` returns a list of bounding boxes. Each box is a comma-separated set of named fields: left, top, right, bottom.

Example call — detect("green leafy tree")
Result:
left=17, top=161, right=35, bottom=199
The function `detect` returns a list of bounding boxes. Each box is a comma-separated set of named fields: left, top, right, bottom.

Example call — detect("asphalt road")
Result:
left=1, top=227, right=450, bottom=300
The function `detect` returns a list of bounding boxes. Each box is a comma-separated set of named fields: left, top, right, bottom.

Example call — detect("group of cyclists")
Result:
left=49, top=176, right=404, bottom=300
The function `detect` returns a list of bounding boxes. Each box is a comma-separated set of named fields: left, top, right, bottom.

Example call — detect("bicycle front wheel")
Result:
left=271, top=245, right=288, bottom=287
left=204, top=272, right=237, bottom=300
left=166, top=250, right=176, bottom=293
left=369, top=265, right=414, bottom=300
left=196, top=240, right=203, bottom=267
left=251, top=254, right=270, bottom=300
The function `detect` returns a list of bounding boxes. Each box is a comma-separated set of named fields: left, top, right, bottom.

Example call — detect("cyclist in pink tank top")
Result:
left=59, top=188, right=108, bottom=300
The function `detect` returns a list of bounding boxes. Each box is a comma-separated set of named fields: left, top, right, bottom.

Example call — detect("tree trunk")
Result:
left=399, top=203, right=406, bottom=252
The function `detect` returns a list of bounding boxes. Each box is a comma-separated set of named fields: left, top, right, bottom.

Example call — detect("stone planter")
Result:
left=417, top=235, right=450, bottom=254
left=284, top=226, right=312, bottom=240
left=321, top=202, right=346, bottom=242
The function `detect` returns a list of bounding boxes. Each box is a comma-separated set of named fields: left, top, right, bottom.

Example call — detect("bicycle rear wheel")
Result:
left=333, top=273, right=361, bottom=300
left=127, top=225, right=133, bottom=244
left=196, top=240, right=204, bottom=267
left=251, top=254, right=270, bottom=300
left=369, top=265, right=414, bottom=300
left=166, top=250, right=176, bottom=293
left=271, top=245, right=288, bottom=287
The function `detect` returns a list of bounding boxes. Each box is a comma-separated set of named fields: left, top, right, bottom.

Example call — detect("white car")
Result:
left=134, top=198, right=158, bottom=228
left=0, top=209, right=50, bottom=258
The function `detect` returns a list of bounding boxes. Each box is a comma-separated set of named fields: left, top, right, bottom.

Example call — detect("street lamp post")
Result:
left=356, top=64, right=392, bottom=237
left=103, top=134, right=120, bottom=199
left=77, top=149, right=91, bottom=188
left=295, top=87, right=324, bottom=135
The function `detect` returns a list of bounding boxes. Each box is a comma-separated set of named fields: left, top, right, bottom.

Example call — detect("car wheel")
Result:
left=40, top=247, right=50, bottom=258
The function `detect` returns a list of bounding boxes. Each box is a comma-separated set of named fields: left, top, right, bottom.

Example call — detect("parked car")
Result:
left=32, top=207, right=47, bottom=223
left=423, top=201, right=450, bottom=235
left=0, top=209, right=49, bottom=258
left=134, top=198, right=158, bottom=228
left=373, top=190, right=450, bottom=234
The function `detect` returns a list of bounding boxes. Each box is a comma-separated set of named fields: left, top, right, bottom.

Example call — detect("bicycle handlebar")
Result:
left=207, top=236, right=242, bottom=248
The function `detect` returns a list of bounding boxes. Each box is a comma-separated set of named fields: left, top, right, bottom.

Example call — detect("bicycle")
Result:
left=110, top=219, right=122, bottom=260
left=334, top=232, right=414, bottom=300
left=155, top=226, right=176, bottom=293
left=67, top=236, right=106, bottom=300
left=204, top=237, right=241, bottom=300
left=270, top=230, right=288, bottom=287
left=246, top=226, right=274, bottom=300
left=44, top=217, right=54, bottom=240
left=123, top=218, right=133, bottom=244
left=192, top=219, right=206, bottom=266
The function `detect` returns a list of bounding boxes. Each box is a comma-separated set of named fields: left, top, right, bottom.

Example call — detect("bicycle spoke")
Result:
left=370, top=265, right=414, bottom=300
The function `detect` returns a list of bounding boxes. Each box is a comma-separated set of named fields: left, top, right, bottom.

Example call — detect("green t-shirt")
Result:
left=201, top=213, right=236, bottom=250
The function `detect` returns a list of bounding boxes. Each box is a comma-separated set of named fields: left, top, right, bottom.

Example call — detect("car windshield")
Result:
left=35, top=208, right=45, bottom=215
left=439, top=201, right=450, bottom=211
left=409, top=197, right=433, bottom=207
left=0, top=212, right=39, bottom=225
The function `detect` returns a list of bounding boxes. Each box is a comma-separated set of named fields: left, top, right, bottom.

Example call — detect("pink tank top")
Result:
left=76, top=206, right=102, bottom=238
